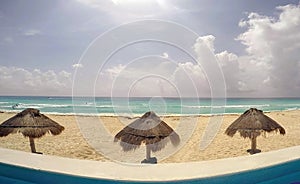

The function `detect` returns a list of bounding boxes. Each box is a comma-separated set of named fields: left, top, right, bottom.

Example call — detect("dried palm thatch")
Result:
left=0, top=108, right=64, bottom=153
left=225, top=108, right=285, bottom=154
left=114, top=111, right=180, bottom=163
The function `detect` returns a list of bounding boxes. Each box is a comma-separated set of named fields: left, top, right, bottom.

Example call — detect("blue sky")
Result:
left=0, top=0, right=300, bottom=97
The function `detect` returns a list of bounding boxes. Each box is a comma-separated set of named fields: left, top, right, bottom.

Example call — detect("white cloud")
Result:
left=0, top=66, right=72, bottom=96
left=195, top=35, right=215, bottom=52
left=183, top=3, right=300, bottom=97
left=105, top=64, right=125, bottom=78
left=215, top=51, right=241, bottom=94
left=171, top=62, right=209, bottom=97
left=161, top=52, right=169, bottom=59
left=76, top=0, right=184, bottom=22
left=76, top=0, right=102, bottom=8
left=90, top=2, right=300, bottom=98
left=23, top=29, right=42, bottom=36
left=72, top=63, right=83, bottom=68
left=96, top=58, right=208, bottom=97
left=79, top=1, right=300, bottom=98
left=96, top=59, right=176, bottom=96
left=263, top=76, right=270, bottom=84
left=236, top=3, right=300, bottom=96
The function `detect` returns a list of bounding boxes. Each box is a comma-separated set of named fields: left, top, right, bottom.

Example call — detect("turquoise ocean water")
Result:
left=0, top=96, right=299, bottom=116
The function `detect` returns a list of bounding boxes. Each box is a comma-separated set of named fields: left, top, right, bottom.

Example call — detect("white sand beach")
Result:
left=0, top=110, right=299, bottom=163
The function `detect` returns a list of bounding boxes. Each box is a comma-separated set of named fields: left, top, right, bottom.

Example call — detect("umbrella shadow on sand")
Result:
left=225, top=108, right=285, bottom=154
left=114, top=111, right=180, bottom=164
left=0, top=108, right=64, bottom=154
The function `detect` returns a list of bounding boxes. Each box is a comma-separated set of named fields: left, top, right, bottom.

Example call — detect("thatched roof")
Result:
left=114, top=111, right=180, bottom=152
left=225, top=108, right=285, bottom=138
left=0, top=108, right=64, bottom=138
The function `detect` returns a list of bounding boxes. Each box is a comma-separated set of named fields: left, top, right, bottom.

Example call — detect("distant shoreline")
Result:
left=1, top=96, right=300, bottom=117
left=1, top=95, right=300, bottom=99
left=0, top=109, right=299, bottom=118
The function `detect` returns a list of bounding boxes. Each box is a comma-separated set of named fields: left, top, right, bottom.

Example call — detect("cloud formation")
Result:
left=1, top=2, right=299, bottom=97
left=95, top=56, right=209, bottom=97
left=95, top=3, right=300, bottom=97
left=237, top=3, right=300, bottom=96
left=76, top=0, right=184, bottom=22
left=161, top=52, right=169, bottom=59
left=72, top=63, right=83, bottom=68
left=0, top=66, right=72, bottom=96
left=23, top=29, right=42, bottom=36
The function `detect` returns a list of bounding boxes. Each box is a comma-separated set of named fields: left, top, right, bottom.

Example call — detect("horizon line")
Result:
left=1, top=95, right=300, bottom=99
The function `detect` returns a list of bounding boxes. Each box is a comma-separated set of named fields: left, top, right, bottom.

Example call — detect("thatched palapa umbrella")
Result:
left=225, top=108, right=285, bottom=154
left=0, top=108, right=64, bottom=154
left=114, top=111, right=180, bottom=163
